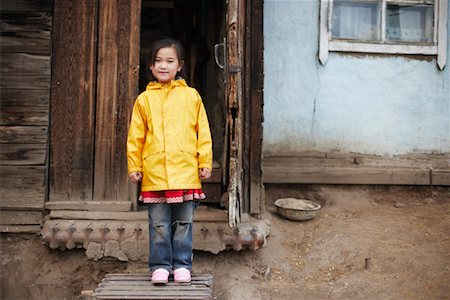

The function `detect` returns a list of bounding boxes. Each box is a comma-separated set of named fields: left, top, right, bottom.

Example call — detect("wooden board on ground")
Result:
left=89, top=273, right=213, bottom=300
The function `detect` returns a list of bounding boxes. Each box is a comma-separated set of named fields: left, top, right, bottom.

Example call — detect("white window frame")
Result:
left=319, top=0, right=448, bottom=69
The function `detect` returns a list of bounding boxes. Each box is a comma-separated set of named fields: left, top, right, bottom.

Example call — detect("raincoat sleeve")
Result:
left=195, top=92, right=213, bottom=170
left=127, top=97, right=147, bottom=173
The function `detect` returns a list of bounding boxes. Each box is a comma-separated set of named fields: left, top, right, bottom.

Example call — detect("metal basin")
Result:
left=274, top=198, right=321, bottom=221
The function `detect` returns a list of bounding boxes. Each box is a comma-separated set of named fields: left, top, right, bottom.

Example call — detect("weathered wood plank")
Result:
left=433, top=170, right=450, bottom=185
left=0, top=126, right=48, bottom=144
left=0, top=53, right=50, bottom=75
left=248, top=0, right=264, bottom=215
left=45, top=201, right=131, bottom=212
left=103, top=273, right=212, bottom=283
left=0, top=11, right=52, bottom=32
left=0, top=166, right=45, bottom=209
left=0, top=75, right=50, bottom=90
left=249, top=89, right=263, bottom=214
left=0, top=36, right=51, bottom=54
left=0, top=0, right=53, bottom=12
left=0, top=89, right=50, bottom=106
left=0, top=210, right=42, bottom=225
left=0, top=10, right=51, bottom=54
left=0, top=225, right=41, bottom=233
left=264, top=154, right=449, bottom=169
left=93, top=273, right=213, bottom=300
left=50, top=0, right=98, bottom=202
left=49, top=206, right=228, bottom=222
left=263, top=166, right=437, bottom=185
left=93, top=0, right=141, bottom=202
left=263, top=155, right=354, bottom=168
left=0, top=143, right=46, bottom=165
left=0, top=105, right=48, bottom=126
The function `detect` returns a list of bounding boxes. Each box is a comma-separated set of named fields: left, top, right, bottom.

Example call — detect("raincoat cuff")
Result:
left=128, top=166, right=142, bottom=173
left=198, top=163, right=212, bottom=170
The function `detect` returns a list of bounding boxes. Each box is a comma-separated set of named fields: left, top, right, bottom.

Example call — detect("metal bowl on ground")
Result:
left=274, top=198, right=321, bottom=221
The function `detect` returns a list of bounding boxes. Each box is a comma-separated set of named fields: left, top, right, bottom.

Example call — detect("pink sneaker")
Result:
left=173, top=267, right=191, bottom=283
left=151, top=268, right=169, bottom=284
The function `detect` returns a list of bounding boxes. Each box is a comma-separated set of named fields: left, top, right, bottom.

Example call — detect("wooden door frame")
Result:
left=226, top=0, right=264, bottom=223
left=243, top=0, right=264, bottom=216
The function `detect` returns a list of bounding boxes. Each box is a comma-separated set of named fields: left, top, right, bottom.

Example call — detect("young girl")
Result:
left=127, top=38, right=212, bottom=284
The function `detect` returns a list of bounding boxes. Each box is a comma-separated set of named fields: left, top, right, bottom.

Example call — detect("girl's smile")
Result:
left=150, top=47, right=183, bottom=83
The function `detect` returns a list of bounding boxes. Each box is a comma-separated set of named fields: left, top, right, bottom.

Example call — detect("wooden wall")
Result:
left=49, top=0, right=141, bottom=208
left=0, top=0, right=53, bottom=233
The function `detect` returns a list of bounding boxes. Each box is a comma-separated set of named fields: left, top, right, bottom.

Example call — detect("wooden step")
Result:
left=90, top=273, right=213, bottom=300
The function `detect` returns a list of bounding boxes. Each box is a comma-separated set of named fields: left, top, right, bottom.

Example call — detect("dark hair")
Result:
left=148, top=38, right=186, bottom=81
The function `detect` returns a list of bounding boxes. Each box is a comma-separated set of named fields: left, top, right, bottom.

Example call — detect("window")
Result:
left=319, top=0, right=448, bottom=69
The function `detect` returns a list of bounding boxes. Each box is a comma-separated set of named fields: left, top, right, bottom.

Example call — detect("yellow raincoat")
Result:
left=127, top=79, right=213, bottom=191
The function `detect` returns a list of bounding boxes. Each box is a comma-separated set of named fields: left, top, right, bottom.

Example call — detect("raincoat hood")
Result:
left=145, top=78, right=188, bottom=90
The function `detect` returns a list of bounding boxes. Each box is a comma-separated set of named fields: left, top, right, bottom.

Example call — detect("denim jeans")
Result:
left=147, top=201, right=194, bottom=272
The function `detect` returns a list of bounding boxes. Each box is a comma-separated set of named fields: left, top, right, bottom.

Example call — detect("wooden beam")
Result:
left=0, top=210, right=42, bottom=225
left=262, top=166, right=450, bottom=186
left=0, top=225, right=41, bottom=233
left=44, top=201, right=132, bottom=212
left=49, top=206, right=228, bottom=222
left=93, top=0, right=141, bottom=202
left=50, top=0, right=98, bottom=202
left=433, top=170, right=450, bottom=185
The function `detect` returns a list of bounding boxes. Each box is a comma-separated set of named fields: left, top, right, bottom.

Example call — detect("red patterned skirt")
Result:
left=139, top=189, right=206, bottom=204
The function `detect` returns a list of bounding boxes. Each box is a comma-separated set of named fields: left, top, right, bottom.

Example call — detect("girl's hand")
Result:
left=199, top=168, right=211, bottom=180
left=129, top=172, right=142, bottom=183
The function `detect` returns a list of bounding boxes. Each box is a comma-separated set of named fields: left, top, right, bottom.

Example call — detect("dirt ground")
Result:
left=1, top=185, right=449, bottom=300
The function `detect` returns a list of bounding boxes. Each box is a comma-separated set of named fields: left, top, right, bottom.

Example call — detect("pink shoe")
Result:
left=174, top=267, right=191, bottom=283
left=151, top=268, right=169, bottom=284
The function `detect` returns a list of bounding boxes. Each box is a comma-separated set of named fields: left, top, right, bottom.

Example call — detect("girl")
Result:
left=127, top=38, right=212, bottom=284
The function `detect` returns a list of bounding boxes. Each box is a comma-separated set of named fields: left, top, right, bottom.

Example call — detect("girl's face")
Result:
left=150, top=46, right=183, bottom=83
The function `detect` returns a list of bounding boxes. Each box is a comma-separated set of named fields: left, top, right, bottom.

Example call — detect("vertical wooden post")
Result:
left=94, top=0, right=141, bottom=205
left=249, top=0, right=264, bottom=215
left=50, top=0, right=98, bottom=201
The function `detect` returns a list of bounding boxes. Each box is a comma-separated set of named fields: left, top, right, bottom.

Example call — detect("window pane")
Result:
left=386, top=4, right=434, bottom=43
left=332, top=0, right=380, bottom=41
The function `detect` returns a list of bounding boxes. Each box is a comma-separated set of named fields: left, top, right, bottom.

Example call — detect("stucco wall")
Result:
left=263, top=0, right=450, bottom=156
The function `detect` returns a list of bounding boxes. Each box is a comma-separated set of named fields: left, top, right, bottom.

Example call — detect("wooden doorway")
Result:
left=139, top=0, right=226, bottom=207
left=49, top=0, right=263, bottom=224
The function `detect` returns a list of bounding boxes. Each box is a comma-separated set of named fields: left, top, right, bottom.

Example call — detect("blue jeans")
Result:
left=147, top=201, right=194, bottom=272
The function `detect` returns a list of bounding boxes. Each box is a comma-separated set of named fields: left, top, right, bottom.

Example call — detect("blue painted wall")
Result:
left=263, top=0, right=450, bottom=156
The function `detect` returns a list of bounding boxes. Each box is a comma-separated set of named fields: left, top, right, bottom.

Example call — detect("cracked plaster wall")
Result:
left=263, top=0, right=450, bottom=156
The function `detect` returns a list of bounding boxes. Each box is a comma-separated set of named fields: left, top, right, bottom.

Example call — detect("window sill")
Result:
left=329, top=40, right=438, bottom=55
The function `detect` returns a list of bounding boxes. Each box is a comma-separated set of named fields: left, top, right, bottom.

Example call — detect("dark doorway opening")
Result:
left=139, top=0, right=226, bottom=205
